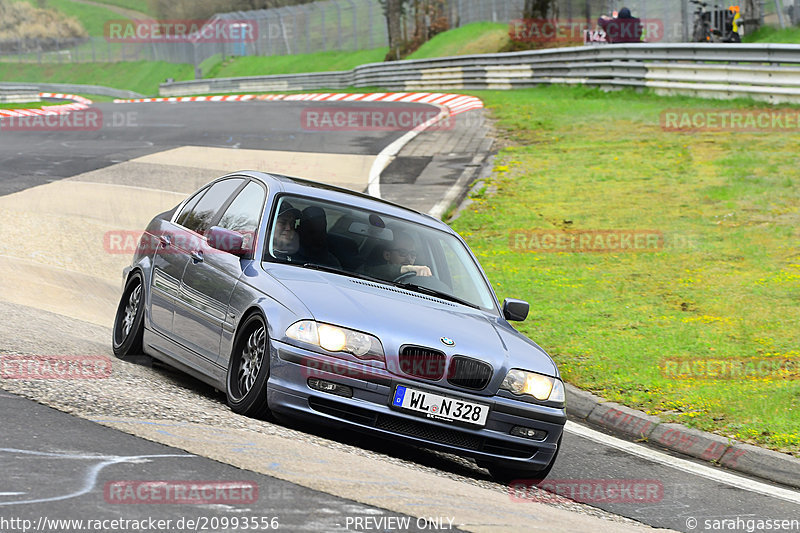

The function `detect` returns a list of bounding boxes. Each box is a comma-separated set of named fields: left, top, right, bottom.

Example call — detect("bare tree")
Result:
left=523, top=0, right=557, bottom=19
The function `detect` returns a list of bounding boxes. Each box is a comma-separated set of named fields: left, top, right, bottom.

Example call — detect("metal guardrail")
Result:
left=160, top=43, right=800, bottom=104
left=0, top=84, right=40, bottom=103
left=0, top=82, right=144, bottom=100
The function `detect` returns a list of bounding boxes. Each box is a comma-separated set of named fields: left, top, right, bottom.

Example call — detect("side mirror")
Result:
left=206, top=226, right=247, bottom=256
left=502, top=298, right=529, bottom=321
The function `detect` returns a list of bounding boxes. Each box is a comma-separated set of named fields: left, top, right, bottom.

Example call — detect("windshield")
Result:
left=264, top=195, right=498, bottom=312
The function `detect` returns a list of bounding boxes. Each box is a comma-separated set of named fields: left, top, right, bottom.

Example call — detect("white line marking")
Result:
left=565, top=421, right=800, bottom=505
left=367, top=106, right=449, bottom=199
left=0, top=448, right=194, bottom=506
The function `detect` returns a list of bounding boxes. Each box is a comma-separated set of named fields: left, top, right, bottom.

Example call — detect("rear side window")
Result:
left=177, top=178, right=244, bottom=234
left=175, top=189, right=206, bottom=228
left=218, top=181, right=266, bottom=234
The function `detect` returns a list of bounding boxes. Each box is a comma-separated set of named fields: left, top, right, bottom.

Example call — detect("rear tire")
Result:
left=112, top=272, right=145, bottom=358
left=488, top=435, right=562, bottom=485
left=226, top=313, right=273, bottom=419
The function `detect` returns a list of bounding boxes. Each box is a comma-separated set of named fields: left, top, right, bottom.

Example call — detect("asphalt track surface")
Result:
left=0, top=100, right=798, bottom=533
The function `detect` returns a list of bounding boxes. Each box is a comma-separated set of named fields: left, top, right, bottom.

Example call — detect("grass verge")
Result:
left=451, top=86, right=800, bottom=454
left=0, top=101, right=49, bottom=109
left=745, top=25, right=800, bottom=44
left=406, top=22, right=510, bottom=59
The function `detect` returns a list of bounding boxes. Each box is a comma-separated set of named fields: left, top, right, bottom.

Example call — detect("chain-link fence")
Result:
left=764, top=0, right=800, bottom=27
left=0, top=0, right=783, bottom=67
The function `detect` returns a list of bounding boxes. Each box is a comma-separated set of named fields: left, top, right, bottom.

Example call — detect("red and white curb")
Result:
left=0, top=93, right=93, bottom=118
left=113, top=92, right=484, bottom=202
left=113, top=92, right=484, bottom=116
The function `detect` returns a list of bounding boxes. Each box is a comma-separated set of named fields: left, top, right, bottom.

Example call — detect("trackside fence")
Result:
left=159, top=43, right=800, bottom=105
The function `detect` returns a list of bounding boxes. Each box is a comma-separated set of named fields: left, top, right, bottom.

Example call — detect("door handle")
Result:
left=190, top=250, right=203, bottom=263
left=159, top=234, right=171, bottom=246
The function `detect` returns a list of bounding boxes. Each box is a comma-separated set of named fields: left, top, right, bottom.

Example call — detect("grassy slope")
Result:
left=406, top=22, right=510, bottom=59
left=14, top=0, right=129, bottom=36
left=83, top=0, right=154, bottom=16
left=0, top=61, right=193, bottom=95
left=205, top=48, right=389, bottom=79
left=451, top=86, right=800, bottom=453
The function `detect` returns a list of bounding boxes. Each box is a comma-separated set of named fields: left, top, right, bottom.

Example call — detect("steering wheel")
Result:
left=392, top=271, right=418, bottom=283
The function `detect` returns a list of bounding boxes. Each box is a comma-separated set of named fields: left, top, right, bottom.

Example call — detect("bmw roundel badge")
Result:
left=440, top=337, right=455, bottom=347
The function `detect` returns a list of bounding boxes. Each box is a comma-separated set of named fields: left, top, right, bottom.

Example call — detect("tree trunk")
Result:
left=385, top=0, right=403, bottom=60
left=742, top=0, right=761, bottom=35
left=524, top=0, right=556, bottom=19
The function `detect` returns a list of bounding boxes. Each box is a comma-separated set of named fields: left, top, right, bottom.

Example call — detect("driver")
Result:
left=367, top=231, right=431, bottom=280
left=271, top=201, right=301, bottom=261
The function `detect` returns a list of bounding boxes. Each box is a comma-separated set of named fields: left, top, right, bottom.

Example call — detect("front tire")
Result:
left=112, top=272, right=145, bottom=358
left=226, top=313, right=272, bottom=418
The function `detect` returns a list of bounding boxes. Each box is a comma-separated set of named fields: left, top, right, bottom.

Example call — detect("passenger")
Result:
left=367, top=231, right=431, bottom=280
left=298, top=206, right=341, bottom=268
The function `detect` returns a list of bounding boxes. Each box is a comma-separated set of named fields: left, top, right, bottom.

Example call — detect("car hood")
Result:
left=267, top=266, right=557, bottom=386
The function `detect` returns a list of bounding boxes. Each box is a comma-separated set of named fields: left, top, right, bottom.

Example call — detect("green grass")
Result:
left=745, top=25, right=800, bottom=43
left=0, top=101, right=48, bottom=109
left=406, top=22, right=510, bottom=59
left=451, top=86, right=800, bottom=454
left=205, top=48, right=389, bottom=78
left=81, top=0, right=153, bottom=16
left=15, top=0, right=130, bottom=36
left=0, top=61, right=193, bottom=96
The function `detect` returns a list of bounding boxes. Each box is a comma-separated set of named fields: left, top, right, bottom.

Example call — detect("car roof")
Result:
left=229, top=170, right=450, bottom=231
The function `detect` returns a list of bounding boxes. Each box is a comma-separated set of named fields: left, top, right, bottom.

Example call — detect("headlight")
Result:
left=501, top=369, right=565, bottom=403
left=286, top=320, right=384, bottom=362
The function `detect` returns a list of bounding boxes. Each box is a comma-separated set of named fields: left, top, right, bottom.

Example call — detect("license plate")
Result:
left=392, top=385, right=489, bottom=427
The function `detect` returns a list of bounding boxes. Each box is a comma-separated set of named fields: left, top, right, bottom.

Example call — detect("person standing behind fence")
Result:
left=598, top=7, right=643, bottom=43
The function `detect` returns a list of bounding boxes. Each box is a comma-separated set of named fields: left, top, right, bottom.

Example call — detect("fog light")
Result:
left=510, top=426, right=548, bottom=440
left=308, top=378, right=353, bottom=398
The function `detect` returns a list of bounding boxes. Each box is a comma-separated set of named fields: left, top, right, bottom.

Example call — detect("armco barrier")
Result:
left=0, top=85, right=40, bottom=103
left=0, top=82, right=144, bottom=100
left=161, top=43, right=800, bottom=104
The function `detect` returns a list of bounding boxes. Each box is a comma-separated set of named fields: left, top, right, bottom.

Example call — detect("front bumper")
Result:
left=267, top=339, right=566, bottom=470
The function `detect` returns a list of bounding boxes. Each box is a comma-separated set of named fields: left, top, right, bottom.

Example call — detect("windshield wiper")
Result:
left=301, top=263, right=387, bottom=284
left=392, top=281, right=480, bottom=309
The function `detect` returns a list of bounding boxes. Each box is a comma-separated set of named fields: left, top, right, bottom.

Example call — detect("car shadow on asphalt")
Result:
left=126, top=353, right=493, bottom=484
